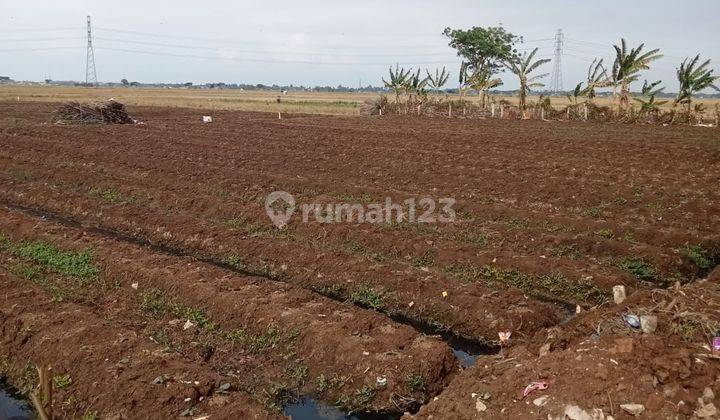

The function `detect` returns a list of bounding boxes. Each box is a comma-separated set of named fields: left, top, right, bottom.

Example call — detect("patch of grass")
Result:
left=12, top=240, right=99, bottom=281
left=505, top=218, right=530, bottom=229
left=249, top=326, right=283, bottom=353
left=316, top=374, right=346, bottom=394
left=286, top=364, right=308, bottom=384
left=223, top=217, right=279, bottom=237
left=552, top=244, right=582, bottom=260
left=583, top=207, right=602, bottom=218
left=409, top=251, right=434, bottom=268
left=223, top=254, right=247, bottom=270
left=445, top=264, right=608, bottom=304
left=9, top=262, right=73, bottom=302
left=261, top=382, right=293, bottom=412
left=140, top=289, right=170, bottom=317
left=342, top=240, right=387, bottom=263
left=141, top=289, right=217, bottom=330
left=80, top=411, right=98, bottom=420
left=2, top=235, right=101, bottom=301
left=328, top=192, right=374, bottom=204
left=623, top=231, right=638, bottom=244
left=53, top=373, right=72, bottom=389
left=540, top=221, right=569, bottom=233
left=349, top=284, right=386, bottom=310
left=445, top=229, right=488, bottom=246
left=149, top=329, right=174, bottom=350
left=405, top=372, right=426, bottom=392
left=619, top=257, right=659, bottom=282
left=89, top=187, right=123, bottom=203
left=685, top=245, right=715, bottom=271
left=595, top=228, right=614, bottom=239
left=672, top=319, right=705, bottom=342
left=9, top=169, right=33, bottom=182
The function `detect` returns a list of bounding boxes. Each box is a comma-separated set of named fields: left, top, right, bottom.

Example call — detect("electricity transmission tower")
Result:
left=85, top=15, right=98, bottom=86
left=550, top=29, right=563, bottom=94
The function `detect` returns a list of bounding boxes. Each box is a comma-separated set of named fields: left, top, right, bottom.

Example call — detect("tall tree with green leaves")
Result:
left=382, top=65, right=412, bottom=103
left=675, top=55, right=720, bottom=112
left=443, top=26, right=520, bottom=82
left=505, top=48, right=550, bottom=109
left=611, top=39, right=662, bottom=111
left=426, top=67, right=450, bottom=94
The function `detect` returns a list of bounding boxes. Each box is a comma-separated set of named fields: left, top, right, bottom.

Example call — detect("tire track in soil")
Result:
left=0, top=205, right=458, bottom=416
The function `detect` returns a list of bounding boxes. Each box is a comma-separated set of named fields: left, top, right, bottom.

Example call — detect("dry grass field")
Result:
left=2, top=85, right=718, bottom=116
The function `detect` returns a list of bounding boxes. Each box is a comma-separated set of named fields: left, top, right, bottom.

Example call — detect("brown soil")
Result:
left=0, top=264, right=276, bottom=419
left=0, top=206, right=456, bottom=416
left=410, top=280, right=720, bottom=419
left=1, top=102, right=719, bottom=418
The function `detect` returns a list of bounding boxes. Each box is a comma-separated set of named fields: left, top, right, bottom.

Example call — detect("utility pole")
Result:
left=550, top=29, right=563, bottom=94
left=85, top=15, right=98, bottom=86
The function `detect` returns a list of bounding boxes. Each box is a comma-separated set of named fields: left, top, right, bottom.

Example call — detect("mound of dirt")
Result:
left=53, top=100, right=135, bottom=124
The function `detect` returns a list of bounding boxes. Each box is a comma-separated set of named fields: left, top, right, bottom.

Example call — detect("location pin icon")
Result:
left=265, top=191, right=296, bottom=229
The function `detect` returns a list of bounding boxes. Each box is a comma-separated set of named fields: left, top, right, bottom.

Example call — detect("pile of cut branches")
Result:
left=54, top=100, right=135, bottom=124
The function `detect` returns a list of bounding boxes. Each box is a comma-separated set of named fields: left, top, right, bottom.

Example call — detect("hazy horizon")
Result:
left=2, top=0, right=719, bottom=92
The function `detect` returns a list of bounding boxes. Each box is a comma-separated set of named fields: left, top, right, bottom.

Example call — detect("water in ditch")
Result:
left=0, top=380, right=32, bottom=420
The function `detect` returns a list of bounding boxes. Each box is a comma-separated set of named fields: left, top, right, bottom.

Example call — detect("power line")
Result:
left=0, top=37, right=84, bottom=42
left=94, top=46, right=460, bottom=66
left=0, top=27, right=81, bottom=33
left=93, top=37, right=455, bottom=57
left=0, top=46, right=84, bottom=52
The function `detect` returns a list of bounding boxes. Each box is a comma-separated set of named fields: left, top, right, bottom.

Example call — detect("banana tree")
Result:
left=585, top=58, right=610, bottom=101
left=426, top=67, right=450, bottom=94
left=505, top=47, right=550, bottom=109
left=467, top=69, right=503, bottom=108
left=457, top=62, right=471, bottom=102
left=406, top=69, right=429, bottom=110
left=634, top=80, right=668, bottom=114
left=566, top=82, right=586, bottom=107
left=382, top=65, right=412, bottom=103
left=675, top=55, right=719, bottom=112
left=611, top=39, right=662, bottom=111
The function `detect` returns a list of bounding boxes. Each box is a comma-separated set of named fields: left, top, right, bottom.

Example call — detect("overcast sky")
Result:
left=2, top=0, right=718, bottom=92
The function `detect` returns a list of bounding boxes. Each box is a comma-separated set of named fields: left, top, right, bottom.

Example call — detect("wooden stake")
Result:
left=491, top=103, right=495, bottom=118
left=278, top=112, right=282, bottom=119
left=584, top=104, right=588, bottom=121
left=448, top=102, right=452, bottom=118
left=500, top=105, right=504, bottom=119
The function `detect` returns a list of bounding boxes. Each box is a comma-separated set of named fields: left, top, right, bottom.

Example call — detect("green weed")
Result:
left=405, top=372, right=426, bottom=392
left=350, top=284, right=385, bottom=309
left=409, top=251, right=434, bottom=268
left=89, top=187, right=123, bottom=203
left=619, top=257, right=658, bottom=282
left=595, top=228, right=614, bottom=239
left=53, top=373, right=73, bottom=389
left=685, top=245, right=715, bottom=271
left=445, top=264, right=608, bottom=304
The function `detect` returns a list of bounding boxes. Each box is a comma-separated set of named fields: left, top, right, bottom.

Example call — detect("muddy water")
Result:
left=0, top=381, right=32, bottom=420
left=283, top=397, right=399, bottom=420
